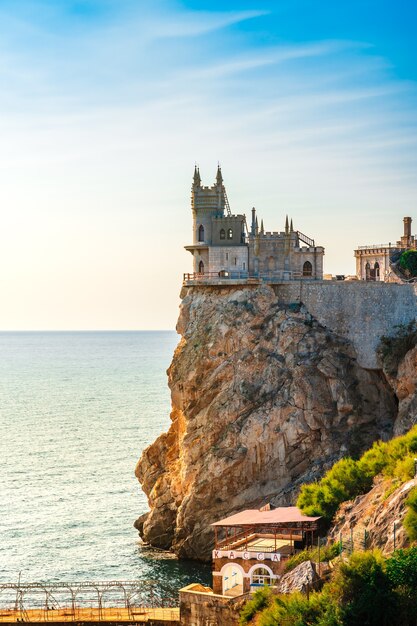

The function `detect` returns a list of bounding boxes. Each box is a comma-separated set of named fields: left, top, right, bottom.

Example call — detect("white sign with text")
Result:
left=212, top=550, right=281, bottom=562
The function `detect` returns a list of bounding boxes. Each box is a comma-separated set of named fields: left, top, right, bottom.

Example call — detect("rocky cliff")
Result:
left=329, top=477, right=417, bottom=554
left=135, top=284, right=402, bottom=560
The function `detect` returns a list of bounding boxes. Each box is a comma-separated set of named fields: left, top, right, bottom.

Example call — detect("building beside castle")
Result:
left=185, top=166, right=324, bottom=281
left=354, top=217, right=415, bottom=281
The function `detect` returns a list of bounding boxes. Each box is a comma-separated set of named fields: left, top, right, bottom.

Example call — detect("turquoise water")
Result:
left=0, top=331, right=210, bottom=590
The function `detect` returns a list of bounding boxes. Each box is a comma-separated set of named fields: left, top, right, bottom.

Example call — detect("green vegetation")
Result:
left=239, top=587, right=272, bottom=625
left=284, top=542, right=341, bottom=573
left=297, top=425, right=417, bottom=524
left=240, top=548, right=417, bottom=626
left=379, top=322, right=417, bottom=375
left=399, top=249, right=417, bottom=277
left=403, top=487, right=417, bottom=542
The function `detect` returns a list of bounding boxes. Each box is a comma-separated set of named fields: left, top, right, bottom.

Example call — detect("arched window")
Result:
left=198, top=225, right=204, bottom=242
left=303, top=261, right=313, bottom=276
left=227, top=228, right=233, bottom=239
left=365, top=262, right=371, bottom=280
left=220, top=228, right=226, bottom=240
left=251, top=567, right=272, bottom=586
left=198, top=260, right=204, bottom=274
left=374, top=262, right=380, bottom=278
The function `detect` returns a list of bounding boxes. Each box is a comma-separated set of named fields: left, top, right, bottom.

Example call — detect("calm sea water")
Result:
left=0, top=331, right=210, bottom=590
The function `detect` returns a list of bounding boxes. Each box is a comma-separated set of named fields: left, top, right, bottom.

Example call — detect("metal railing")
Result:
left=183, top=270, right=317, bottom=282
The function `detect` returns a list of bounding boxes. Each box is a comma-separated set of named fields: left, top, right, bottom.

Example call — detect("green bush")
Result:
left=386, top=547, right=417, bottom=624
left=329, top=551, right=397, bottom=626
left=399, top=250, right=417, bottom=277
left=284, top=542, right=341, bottom=573
left=403, top=487, right=417, bottom=542
left=297, top=426, right=417, bottom=523
left=378, top=322, right=417, bottom=375
left=239, top=586, right=272, bottom=624
left=240, top=550, right=417, bottom=626
left=256, top=591, right=340, bottom=626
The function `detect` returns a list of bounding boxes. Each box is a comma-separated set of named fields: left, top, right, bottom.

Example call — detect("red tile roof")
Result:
left=211, top=506, right=321, bottom=527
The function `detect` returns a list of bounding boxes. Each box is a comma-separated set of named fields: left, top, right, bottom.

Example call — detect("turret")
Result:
left=251, top=208, right=256, bottom=236
left=216, top=164, right=223, bottom=187
left=193, top=165, right=201, bottom=187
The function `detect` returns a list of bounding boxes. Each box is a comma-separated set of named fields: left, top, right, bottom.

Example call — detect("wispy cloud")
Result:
left=0, top=1, right=416, bottom=327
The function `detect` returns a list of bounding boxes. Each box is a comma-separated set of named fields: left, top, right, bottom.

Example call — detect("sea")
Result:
left=0, top=331, right=210, bottom=591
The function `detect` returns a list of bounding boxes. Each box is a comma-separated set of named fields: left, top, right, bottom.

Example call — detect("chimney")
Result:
left=404, top=216, right=412, bottom=240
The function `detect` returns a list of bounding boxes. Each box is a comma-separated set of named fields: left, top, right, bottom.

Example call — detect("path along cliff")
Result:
left=135, top=284, right=415, bottom=560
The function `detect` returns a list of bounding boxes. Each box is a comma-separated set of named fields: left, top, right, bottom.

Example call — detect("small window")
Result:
left=198, top=260, right=204, bottom=274
left=226, top=253, right=229, bottom=260
left=198, top=225, right=204, bottom=242
left=234, top=257, right=237, bottom=266
left=303, top=261, right=312, bottom=276
left=374, top=262, right=380, bottom=277
left=220, top=229, right=226, bottom=240
left=243, top=262, right=246, bottom=270
left=227, top=228, right=233, bottom=239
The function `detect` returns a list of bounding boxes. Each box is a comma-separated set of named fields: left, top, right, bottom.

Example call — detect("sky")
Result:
left=0, top=0, right=416, bottom=330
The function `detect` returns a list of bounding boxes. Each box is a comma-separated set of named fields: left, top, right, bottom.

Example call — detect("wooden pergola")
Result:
left=212, top=507, right=321, bottom=554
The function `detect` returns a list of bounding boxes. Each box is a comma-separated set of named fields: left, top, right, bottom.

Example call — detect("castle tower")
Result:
left=186, top=166, right=248, bottom=275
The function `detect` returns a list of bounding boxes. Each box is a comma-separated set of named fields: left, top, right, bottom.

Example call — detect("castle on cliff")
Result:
left=185, top=166, right=324, bottom=281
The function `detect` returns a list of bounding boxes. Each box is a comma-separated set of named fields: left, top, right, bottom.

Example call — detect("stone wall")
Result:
left=179, top=586, right=243, bottom=626
left=271, top=281, right=417, bottom=369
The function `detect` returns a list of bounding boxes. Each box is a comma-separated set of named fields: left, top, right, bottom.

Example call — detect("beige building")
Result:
left=185, top=166, right=324, bottom=280
left=354, top=217, right=415, bottom=281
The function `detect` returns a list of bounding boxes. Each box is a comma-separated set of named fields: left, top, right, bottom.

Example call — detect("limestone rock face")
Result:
left=384, top=345, right=417, bottom=436
left=135, top=285, right=397, bottom=560
left=278, top=560, right=319, bottom=594
left=328, top=477, right=417, bottom=554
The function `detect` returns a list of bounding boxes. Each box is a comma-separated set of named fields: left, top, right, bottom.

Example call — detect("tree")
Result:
left=386, top=547, right=417, bottom=625
left=399, top=250, right=417, bottom=277
left=329, top=551, right=398, bottom=626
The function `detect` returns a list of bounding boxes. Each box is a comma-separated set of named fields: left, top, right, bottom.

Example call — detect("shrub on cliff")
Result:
left=284, top=542, right=341, bottom=573
left=239, top=587, right=272, bottom=624
left=386, top=547, right=417, bottom=624
left=240, top=549, right=417, bottom=626
left=403, top=487, right=417, bottom=542
left=297, top=458, right=371, bottom=521
left=399, top=249, right=417, bottom=277
left=329, top=551, right=397, bottom=626
left=297, top=426, right=417, bottom=523
left=378, top=321, right=417, bottom=375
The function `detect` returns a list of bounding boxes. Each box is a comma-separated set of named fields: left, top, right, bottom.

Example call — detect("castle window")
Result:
left=374, top=262, right=380, bottom=278
left=227, top=228, right=233, bottom=239
left=226, top=253, right=229, bottom=260
left=198, top=225, right=204, bottom=242
left=198, top=260, right=204, bottom=274
left=234, top=257, right=237, bottom=265
left=365, top=262, right=371, bottom=280
left=220, top=229, right=226, bottom=240
left=303, top=261, right=312, bottom=276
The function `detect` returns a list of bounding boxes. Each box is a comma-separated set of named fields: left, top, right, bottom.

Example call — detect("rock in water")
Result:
left=135, top=285, right=397, bottom=560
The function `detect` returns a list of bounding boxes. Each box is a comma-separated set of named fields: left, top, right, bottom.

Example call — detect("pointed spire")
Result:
left=290, top=218, right=293, bottom=232
left=260, top=219, right=264, bottom=235
left=193, top=164, right=201, bottom=186
left=285, top=215, right=289, bottom=235
left=216, top=163, right=223, bottom=186
left=255, top=216, right=259, bottom=235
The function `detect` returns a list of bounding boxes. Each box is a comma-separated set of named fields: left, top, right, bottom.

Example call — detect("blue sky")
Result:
left=0, top=0, right=416, bottom=329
